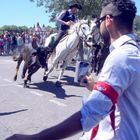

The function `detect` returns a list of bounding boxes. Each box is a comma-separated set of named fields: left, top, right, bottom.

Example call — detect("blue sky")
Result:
left=0, top=0, right=55, bottom=28
left=0, top=0, right=140, bottom=28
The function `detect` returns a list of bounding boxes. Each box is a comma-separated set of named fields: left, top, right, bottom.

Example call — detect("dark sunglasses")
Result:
left=95, top=16, right=106, bottom=28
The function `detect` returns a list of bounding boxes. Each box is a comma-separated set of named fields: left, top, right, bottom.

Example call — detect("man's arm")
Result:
left=36, top=111, right=82, bottom=139
left=6, top=111, right=83, bottom=140
left=56, top=10, right=71, bottom=26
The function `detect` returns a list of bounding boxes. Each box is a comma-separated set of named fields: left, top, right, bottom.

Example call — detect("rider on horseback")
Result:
left=47, top=3, right=82, bottom=52
left=30, top=4, right=82, bottom=70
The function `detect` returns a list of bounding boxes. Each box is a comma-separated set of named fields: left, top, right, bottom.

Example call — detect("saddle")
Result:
left=47, top=33, right=69, bottom=53
left=59, top=33, right=69, bottom=42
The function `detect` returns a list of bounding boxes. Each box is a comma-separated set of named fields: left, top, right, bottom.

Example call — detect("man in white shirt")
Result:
left=6, top=0, right=140, bottom=140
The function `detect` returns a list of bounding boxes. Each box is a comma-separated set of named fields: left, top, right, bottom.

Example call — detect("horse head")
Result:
left=90, top=19, right=102, bottom=45
left=68, top=20, right=92, bottom=42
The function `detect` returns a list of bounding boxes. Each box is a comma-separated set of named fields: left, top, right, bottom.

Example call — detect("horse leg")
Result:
left=43, top=66, right=49, bottom=81
left=43, top=57, right=59, bottom=81
left=13, top=55, right=23, bottom=81
left=55, top=67, right=65, bottom=87
left=55, top=57, right=70, bottom=87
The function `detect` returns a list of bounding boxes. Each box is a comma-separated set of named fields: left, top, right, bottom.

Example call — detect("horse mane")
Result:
left=67, top=20, right=88, bottom=34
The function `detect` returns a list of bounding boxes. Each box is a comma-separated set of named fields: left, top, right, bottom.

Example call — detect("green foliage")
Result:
left=134, top=15, right=140, bottom=32
left=29, top=0, right=103, bottom=22
left=0, top=25, right=28, bottom=33
left=0, top=31, right=3, bottom=35
left=29, top=0, right=140, bottom=32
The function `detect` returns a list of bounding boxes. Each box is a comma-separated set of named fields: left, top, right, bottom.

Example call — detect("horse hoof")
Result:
left=43, top=76, right=48, bottom=81
left=13, top=75, right=17, bottom=81
left=28, top=77, right=31, bottom=83
left=24, top=84, right=30, bottom=88
left=23, top=80, right=29, bottom=88
left=24, top=83, right=30, bottom=88
left=55, top=81, right=62, bottom=87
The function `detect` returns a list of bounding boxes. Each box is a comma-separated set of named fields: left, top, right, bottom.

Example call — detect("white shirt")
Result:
left=80, top=34, right=140, bottom=140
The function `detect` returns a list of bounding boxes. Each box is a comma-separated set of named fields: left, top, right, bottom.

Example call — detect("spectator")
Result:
left=17, top=33, right=24, bottom=52
left=0, top=35, right=4, bottom=55
left=11, top=33, right=17, bottom=53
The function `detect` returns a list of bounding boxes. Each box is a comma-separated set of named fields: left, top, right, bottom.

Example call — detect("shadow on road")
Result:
left=29, top=81, right=82, bottom=99
left=50, top=73, right=82, bottom=87
left=61, top=75, right=82, bottom=87
left=27, top=67, right=83, bottom=99
left=0, top=109, right=28, bottom=116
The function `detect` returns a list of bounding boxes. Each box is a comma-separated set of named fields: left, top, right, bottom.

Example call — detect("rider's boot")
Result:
left=46, top=47, right=53, bottom=53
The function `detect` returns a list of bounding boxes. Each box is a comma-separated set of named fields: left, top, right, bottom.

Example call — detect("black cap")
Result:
left=69, top=3, right=82, bottom=10
left=101, top=1, right=136, bottom=17
left=102, top=3, right=122, bottom=17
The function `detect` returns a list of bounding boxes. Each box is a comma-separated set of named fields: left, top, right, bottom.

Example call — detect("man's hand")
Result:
left=80, top=74, right=96, bottom=91
left=65, top=21, right=74, bottom=26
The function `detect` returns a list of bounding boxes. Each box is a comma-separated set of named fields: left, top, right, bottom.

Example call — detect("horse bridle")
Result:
left=75, top=22, right=90, bottom=42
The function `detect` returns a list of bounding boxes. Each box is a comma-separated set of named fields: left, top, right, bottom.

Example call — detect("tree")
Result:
left=29, top=0, right=140, bottom=32
left=0, top=25, right=28, bottom=33
left=29, top=0, right=102, bottom=22
left=134, top=15, right=140, bottom=33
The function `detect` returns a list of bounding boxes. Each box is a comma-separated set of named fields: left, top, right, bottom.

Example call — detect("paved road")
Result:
left=0, top=56, right=91, bottom=140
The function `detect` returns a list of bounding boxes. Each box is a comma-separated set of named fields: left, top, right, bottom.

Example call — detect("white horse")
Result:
left=43, top=20, right=92, bottom=86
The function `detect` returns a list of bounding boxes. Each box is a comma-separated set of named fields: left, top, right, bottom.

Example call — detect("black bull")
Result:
left=13, top=46, right=49, bottom=87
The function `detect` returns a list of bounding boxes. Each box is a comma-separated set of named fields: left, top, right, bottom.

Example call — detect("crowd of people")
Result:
left=0, top=23, right=55, bottom=56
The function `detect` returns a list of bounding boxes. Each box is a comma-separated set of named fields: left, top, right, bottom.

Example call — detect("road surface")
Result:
left=0, top=56, right=92, bottom=140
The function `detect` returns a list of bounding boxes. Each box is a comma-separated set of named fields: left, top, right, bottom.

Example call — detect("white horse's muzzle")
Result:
left=85, top=34, right=94, bottom=47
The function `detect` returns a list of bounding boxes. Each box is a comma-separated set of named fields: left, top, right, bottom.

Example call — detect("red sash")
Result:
left=90, top=81, right=118, bottom=140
